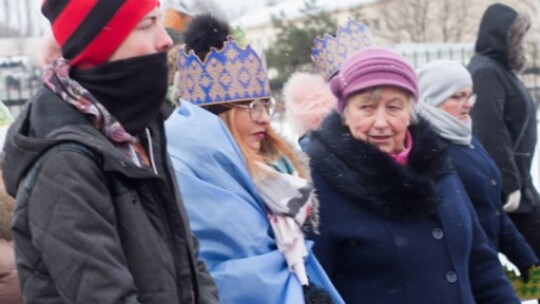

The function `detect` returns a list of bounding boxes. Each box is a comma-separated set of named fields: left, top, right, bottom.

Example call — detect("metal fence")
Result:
left=397, top=45, right=540, bottom=104
left=2, top=47, right=540, bottom=116
left=0, top=59, right=41, bottom=117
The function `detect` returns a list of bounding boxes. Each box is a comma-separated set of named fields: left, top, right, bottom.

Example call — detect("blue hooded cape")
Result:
left=165, top=101, right=343, bottom=304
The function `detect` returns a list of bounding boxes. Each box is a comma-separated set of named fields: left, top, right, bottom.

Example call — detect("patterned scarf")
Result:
left=253, top=161, right=314, bottom=286
left=42, top=58, right=149, bottom=167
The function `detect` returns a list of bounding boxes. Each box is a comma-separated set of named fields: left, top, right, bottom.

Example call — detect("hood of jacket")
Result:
left=306, top=111, right=451, bottom=219
left=475, top=4, right=529, bottom=70
left=2, top=88, right=162, bottom=197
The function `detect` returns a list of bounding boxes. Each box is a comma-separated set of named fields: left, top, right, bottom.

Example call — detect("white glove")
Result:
left=503, top=190, right=521, bottom=212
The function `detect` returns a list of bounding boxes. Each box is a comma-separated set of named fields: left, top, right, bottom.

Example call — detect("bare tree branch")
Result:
left=377, top=0, right=475, bottom=43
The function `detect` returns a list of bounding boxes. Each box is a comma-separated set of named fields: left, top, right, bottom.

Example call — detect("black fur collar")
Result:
left=307, top=111, right=451, bottom=219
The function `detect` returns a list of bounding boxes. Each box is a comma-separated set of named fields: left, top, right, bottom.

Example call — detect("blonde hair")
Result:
left=219, top=107, right=306, bottom=179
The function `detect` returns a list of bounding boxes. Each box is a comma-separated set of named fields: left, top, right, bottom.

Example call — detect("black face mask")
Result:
left=70, top=52, right=169, bottom=135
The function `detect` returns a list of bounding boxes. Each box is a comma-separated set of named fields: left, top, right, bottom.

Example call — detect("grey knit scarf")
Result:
left=417, top=102, right=472, bottom=146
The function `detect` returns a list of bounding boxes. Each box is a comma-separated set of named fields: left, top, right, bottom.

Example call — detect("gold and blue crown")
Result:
left=312, top=19, right=373, bottom=81
left=177, top=37, right=271, bottom=106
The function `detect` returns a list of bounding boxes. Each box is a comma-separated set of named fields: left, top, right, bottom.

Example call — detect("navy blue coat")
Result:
left=306, top=112, right=520, bottom=304
left=446, top=136, right=538, bottom=272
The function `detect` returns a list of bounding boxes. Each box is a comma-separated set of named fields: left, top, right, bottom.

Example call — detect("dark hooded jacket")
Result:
left=2, top=88, right=218, bottom=303
left=468, top=3, right=539, bottom=213
left=306, top=111, right=520, bottom=304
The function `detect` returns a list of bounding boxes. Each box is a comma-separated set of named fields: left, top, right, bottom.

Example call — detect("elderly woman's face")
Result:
left=438, top=86, right=475, bottom=122
left=343, top=86, right=411, bottom=154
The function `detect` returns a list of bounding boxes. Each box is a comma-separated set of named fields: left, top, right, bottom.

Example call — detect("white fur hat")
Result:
left=283, top=72, right=336, bottom=136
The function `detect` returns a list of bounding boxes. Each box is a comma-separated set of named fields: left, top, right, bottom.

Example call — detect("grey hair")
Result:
left=508, top=12, right=531, bottom=73
left=342, top=87, right=418, bottom=123
left=409, top=97, right=418, bottom=124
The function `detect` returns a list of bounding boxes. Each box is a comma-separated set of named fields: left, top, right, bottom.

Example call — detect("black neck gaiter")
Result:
left=70, top=52, right=169, bottom=135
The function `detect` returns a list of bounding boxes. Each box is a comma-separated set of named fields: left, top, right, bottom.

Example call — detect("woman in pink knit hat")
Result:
left=284, top=19, right=372, bottom=148
left=304, top=46, right=520, bottom=303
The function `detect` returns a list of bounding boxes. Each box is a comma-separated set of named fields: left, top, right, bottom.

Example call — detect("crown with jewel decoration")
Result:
left=177, top=37, right=271, bottom=107
left=312, top=19, right=373, bottom=81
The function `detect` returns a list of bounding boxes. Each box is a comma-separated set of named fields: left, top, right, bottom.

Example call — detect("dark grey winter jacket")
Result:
left=2, top=88, right=218, bottom=303
left=468, top=4, right=540, bottom=213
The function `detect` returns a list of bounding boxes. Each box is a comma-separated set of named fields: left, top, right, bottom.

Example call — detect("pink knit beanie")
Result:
left=330, top=47, right=418, bottom=113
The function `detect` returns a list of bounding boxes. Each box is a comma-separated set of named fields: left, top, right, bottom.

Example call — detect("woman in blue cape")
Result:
left=165, top=15, right=342, bottom=304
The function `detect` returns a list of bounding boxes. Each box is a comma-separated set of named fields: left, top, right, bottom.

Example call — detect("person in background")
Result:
left=305, top=46, right=521, bottom=304
left=468, top=4, right=540, bottom=270
left=166, top=14, right=342, bottom=304
left=163, top=5, right=191, bottom=107
left=417, top=59, right=539, bottom=284
left=283, top=73, right=336, bottom=146
left=0, top=177, right=21, bottom=304
left=2, top=0, right=218, bottom=303
left=0, top=101, right=21, bottom=304
left=284, top=19, right=372, bottom=146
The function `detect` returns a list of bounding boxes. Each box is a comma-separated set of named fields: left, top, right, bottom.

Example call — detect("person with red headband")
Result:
left=1, top=0, right=218, bottom=303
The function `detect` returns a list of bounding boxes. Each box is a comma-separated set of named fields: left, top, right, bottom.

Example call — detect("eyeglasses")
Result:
left=232, top=99, right=275, bottom=123
left=450, top=93, right=477, bottom=105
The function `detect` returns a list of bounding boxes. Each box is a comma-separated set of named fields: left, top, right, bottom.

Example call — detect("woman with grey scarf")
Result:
left=417, top=59, right=539, bottom=286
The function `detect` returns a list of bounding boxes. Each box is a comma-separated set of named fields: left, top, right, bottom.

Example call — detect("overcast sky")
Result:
left=169, top=0, right=286, bottom=20
left=2, top=0, right=286, bottom=36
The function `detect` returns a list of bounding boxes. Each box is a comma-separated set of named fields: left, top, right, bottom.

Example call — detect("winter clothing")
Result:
left=417, top=58, right=539, bottom=277
left=253, top=161, right=314, bottom=285
left=283, top=72, right=336, bottom=137
left=389, top=130, right=413, bottom=165
left=468, top=3, right=540, bottom=264
left=305, top=111, right=520, bottom=304
left=418, top=60, right=472, bottom=108
left=417, top=102, right=472, bottom=146
left=69, top=53, right=169, bottom=135
left=468, top=3, right=540, bottom=214
left=4, top=0, right=219, bottom=302
left=42, top=0, right=158, bottom=67
left=446, top=137, right=538, bottom=273
left=330, top=47, right=418, bottom=112
left=504, top=190, right=522, bottom=212
left=2, top=87, right=218, bottom=303
left=166, top=101, right=344, bottom=304
left=417, top=60, right=473, bottom=146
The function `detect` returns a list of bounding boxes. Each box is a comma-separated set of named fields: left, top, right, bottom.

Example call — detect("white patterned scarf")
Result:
left=253, top=161, right=314, bottom=286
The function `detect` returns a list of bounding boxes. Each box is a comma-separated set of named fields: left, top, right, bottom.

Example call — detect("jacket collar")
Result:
left=3, top=88, right=164, bottom=196
left=307, top=111, right=451, bottom=218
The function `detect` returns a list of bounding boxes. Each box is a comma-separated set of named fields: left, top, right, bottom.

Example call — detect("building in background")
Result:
left=232, top=0, right=540, bottom=62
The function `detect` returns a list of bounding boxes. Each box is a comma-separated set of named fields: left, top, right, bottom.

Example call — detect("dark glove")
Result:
left=303, top=284, right=334, bottom=304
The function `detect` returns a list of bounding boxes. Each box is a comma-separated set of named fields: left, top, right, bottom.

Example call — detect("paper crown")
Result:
left=312, top=19, right=373, bottom=81
left=177, top=38, right=271, bottom=106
